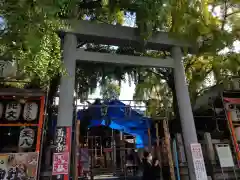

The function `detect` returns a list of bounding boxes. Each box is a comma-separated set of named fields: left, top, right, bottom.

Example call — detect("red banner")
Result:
left=52, top=126, right=71, bottom=179
left=52, top=152, right=69, bottom=175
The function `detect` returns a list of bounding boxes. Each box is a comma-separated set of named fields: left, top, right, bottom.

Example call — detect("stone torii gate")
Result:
left=57, top=20, right=201, bottom=180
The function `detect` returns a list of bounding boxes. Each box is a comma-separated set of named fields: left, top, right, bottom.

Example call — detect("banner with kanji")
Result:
left=52, top=126, right=71, bottom=177
left=52, top=152, right=69, bottom=175
left=55, top=127, right=71, bottom=153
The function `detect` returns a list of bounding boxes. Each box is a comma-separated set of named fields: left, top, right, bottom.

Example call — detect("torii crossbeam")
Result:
left=57, top=20, right=202, bottom=180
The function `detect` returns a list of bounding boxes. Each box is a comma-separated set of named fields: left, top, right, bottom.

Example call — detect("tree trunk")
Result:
left=46, top=75, right=60, bottom=139
left=167, top=73, right=181, bottom=134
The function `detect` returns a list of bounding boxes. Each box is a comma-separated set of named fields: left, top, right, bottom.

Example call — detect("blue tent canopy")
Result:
left=78, top=100, right=153, bottom=148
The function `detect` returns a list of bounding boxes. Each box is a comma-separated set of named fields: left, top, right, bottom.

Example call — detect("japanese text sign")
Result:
left=52, top=152, right=69, bottom=175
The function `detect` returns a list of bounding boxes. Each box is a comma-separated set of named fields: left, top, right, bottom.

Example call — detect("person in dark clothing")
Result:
left=134, top=150, right=141, bottom=174
left=130, top=149, right=139, bottom=175
left=126, top=150, right=134, bottom=174
left=142, top=151, right=154, bottom=180
left=152, top=158, right=161, bottom=180
left=127, top=150, right=135, bottom=163
left=162, top=166, right=170, bottom=179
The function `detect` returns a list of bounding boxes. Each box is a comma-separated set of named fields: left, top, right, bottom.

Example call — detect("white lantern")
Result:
left=224, top=103, right=235, bottom=111
left=23, top=102, right=38, bottom=121
left=0, top=103, right=3, bottom=119
left=18, top=128, right=35, bottom=149
left=5, top=102, right=21, bottom=121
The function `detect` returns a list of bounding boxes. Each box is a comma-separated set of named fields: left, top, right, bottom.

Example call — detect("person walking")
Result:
left=152, top=158, right=161, bottom=180
left=126, top=149, right=134, bottom=174
left=142, top=151, right=154, bottom=180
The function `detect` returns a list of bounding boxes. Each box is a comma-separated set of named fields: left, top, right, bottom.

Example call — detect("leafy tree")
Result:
left=133, top=0, right=239, bottom=119
left=100, top=80, right=121, bottom=100
left=133, top=70, right=173, bottom=118
left=1, top=0, right=239, bottom=115
left=0, top=0, right=127, bottom=108
left=0, top=1, right=68, bottom=86
left=0, top=0, right=122, bottom=87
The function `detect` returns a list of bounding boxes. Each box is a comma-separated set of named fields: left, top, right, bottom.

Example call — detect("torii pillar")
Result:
left=56, top=33, right=76, bottom=180
left=57, top=20, right=203, bottom=180
left=172, top=46, right=198, bottom=179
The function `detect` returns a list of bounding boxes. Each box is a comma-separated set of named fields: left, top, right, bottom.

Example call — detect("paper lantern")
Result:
left=18, top=128, right=35, bottom=149
left=231, top=109, right=240, bottom=122
left=5, top=102, right=21, bottom=121
left=23, top=102, right=38, bottom=121
left=224, top=103, right=235, bottom=111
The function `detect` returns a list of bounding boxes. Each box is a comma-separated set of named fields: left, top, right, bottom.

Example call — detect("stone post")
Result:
left=172, top=47, right=202, bottom=180
left=57, top=33, right=77, bottom=179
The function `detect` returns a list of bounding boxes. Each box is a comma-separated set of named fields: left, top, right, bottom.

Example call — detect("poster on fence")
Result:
left=191, top=143, right=208, bottom=180
left=0, top=152, right=39, bottom=180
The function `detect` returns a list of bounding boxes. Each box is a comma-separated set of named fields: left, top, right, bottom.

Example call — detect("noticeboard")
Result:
left=215, top=144, right=234, bottom=168
left=190, top=143, right=208, bottom=180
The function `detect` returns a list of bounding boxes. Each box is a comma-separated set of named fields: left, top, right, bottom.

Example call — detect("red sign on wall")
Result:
left=52, top=152, right=69, bottom=175
left=103, top=148, right=112, bottom=152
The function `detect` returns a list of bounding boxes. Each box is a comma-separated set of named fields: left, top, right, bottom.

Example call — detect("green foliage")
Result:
left=0, top=0, right=70, bottom=87
left=74, top=46, right=137, bottom=101
left=132, top=0, right=239, bottom=117
left=0, top=0, right=127, bottom=90
left=133, top=69, right=173, bottom=117
left=0, top=0, right=239, bottom=117
left=100, top=80, right=121, bottom=100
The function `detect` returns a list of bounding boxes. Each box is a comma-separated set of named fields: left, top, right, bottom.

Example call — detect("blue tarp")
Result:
left=78, top=100, right=152, bottom=148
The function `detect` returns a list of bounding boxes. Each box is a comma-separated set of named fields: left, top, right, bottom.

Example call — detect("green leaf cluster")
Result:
left=0, top=0, right=70, bottom=88
left=0, top=0, right=239, bottom=116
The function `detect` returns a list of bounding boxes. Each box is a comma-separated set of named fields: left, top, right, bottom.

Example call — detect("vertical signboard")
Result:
left=190, top=143, right=208, bottom=180
left=52, top=127, right=71, bottom=179
left=52, top=152, right=70, bottom=175
left=55, top=127, right=67, bottom=152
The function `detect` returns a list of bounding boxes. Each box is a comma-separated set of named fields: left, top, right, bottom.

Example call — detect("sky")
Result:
left=88, top=77, right=136, bottom=101
left=87, top=13, right=136, bottom=103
